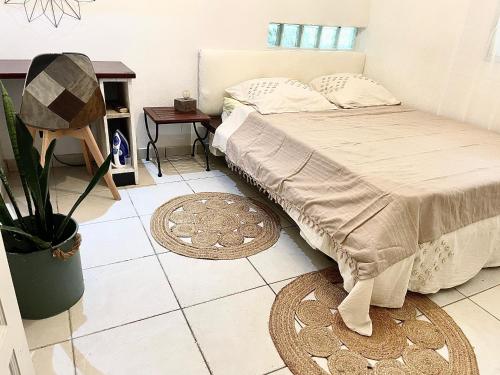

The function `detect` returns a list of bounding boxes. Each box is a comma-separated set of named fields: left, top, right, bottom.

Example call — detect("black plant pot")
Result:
left=5, top=214, right=84, bottom=319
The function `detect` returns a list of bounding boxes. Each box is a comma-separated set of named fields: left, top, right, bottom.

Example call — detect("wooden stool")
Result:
left=28, top=125, right=121, bottom=201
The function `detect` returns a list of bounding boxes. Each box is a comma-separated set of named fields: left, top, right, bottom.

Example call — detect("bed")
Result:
left=198, top=49, right=500, bottom=336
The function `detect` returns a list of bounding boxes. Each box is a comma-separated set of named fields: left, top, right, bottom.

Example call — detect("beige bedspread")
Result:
left=225, top=106, right=500, bottom=280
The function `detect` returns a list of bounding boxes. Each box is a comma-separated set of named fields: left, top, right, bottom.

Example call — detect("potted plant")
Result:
left=0, top=81, right=113, bottom=319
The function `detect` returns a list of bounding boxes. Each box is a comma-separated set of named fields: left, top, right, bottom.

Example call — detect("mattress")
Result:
left=212, top=105, right=500, bottom=335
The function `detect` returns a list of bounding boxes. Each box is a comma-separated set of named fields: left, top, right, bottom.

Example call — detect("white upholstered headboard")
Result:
left=198, top=49, right=366, bottom=116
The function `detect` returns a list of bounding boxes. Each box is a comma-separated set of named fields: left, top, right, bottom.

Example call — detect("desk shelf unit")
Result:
left=0, top=59, right=138, bottom=187
left=94, top=78, right=138, bottom=186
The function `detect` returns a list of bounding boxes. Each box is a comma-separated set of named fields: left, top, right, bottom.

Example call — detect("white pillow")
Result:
left=222, top=97, right=246, bottom=121
left=225, top=77, right=337, bottom=115
left=310, top=73, right=400, bottom=109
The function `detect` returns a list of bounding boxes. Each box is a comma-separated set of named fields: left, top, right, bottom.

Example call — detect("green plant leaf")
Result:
left=55, top=152, right=114, bottom=241
left=0, top=191, right=15, bottom=227
left=40, top=142, right=56, bottom=241
left=44, top=193, right=55, bottom=242
left=0, top=81, right=33, bottom=217
left=0, top=225, right=52, bottom=250
left=0, top=165, right=26, bottom=230
left=15, top=118, right=47, bottom=235
left=40, top=139, right=56, bottom=204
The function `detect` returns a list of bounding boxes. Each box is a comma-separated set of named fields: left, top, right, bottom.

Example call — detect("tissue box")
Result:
left=174, top=98, right=197, bottom=113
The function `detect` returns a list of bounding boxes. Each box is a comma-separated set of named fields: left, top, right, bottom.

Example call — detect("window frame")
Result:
left=267, top=22, right=358, bottom=51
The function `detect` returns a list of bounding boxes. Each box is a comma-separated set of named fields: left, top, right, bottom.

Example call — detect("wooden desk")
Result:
left=0, top=59, right=138, bottom=186
left=0, top=60, right=136, bottom=80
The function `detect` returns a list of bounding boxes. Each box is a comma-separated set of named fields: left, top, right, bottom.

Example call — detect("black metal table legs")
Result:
left=144, top=113, right=162, bottom=177
left=191, top=122, right=211, bottom=171
left=145, top=115, right=211, bottom=176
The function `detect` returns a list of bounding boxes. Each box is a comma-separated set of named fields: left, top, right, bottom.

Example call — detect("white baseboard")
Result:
left=5, top=153, right=87, bottom=172
left=137, top=145, right=204, bottom=161
left=5, top=145, right=205, bottom=172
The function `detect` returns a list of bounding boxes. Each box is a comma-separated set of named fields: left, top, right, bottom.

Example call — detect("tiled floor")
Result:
left=10, top=154, right=500, bottom=375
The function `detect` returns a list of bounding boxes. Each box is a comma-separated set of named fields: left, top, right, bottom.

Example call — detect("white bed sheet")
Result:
left=212, top=105, right=256, bottom=153
left=211, top=106, right=500, bottom=336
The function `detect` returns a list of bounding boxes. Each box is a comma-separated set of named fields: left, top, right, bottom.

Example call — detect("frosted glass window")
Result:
left=300, top=25, right=320, bottom=48
left=268, top=23, right=357, bottom=50
left=268, top=23, right=281, bottom=47
left=337, top=27, right=357, bottom=50
left=281, top=24, right=301, bottom=48
left=319, top=26, right=338, bottom=49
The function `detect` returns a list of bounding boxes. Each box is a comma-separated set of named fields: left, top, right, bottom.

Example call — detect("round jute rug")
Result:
left=269, top=267, right=479, bottom=375
left=150, top=192, right=281, bottom=259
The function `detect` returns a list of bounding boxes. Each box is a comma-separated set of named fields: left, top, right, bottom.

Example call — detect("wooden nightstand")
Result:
left=143, top=107, right=221, bottom=177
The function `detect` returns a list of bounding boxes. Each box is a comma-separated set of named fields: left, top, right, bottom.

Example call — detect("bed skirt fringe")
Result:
left=226, top=157, right=359, bottom=279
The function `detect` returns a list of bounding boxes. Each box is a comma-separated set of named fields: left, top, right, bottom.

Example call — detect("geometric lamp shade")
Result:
left=20, top=53, right=105, bottom=130
left=4, top=0, right=95, bottom=28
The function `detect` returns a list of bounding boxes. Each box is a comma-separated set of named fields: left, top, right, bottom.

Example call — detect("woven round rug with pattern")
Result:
left=150, top=192, right=281, bottom=259
left=269, top=267, right=479, bottom=375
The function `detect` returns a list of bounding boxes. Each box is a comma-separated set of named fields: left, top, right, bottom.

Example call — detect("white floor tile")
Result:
left=185, top=286, right=284, bottom=375
left=74, top=311, right=209, bottom=375
left=270, top=278, right=296, bottom=294
left=170, top=153, right=229, bottom=173
left=134, top=164, right=157, bottom=188
left=456, top=267, right=500, bottom=296
left=187, top=170, right=228, bottom=181
left=249, top=227, right=335, bottom=283
left=23, top=311, right=71, bottom=350
left=78, top=217, right=154, bottom=269
left=31, top=341, right=75, bottom=375
left=70, top=257, right=179, bottom=337
left=445, top=299, right=500, bottom=375
left=158, top=252, right=265, bottom=307
left=53, top=166, right=107, bottom=195
left=470, top=285, right=500, bottom=319
left=141, top=159, right=183, bottom=184
left=187, top=175, right=260, bottom=197
left=57, top=189, right=137, bottom=225
left=127, top=181, right=193, bottom=216
left=170, top=155, right=227, bottom=180
left=139, top=214, right=168, bottom=254
left=180, top=169, right=227, bottom=181
left=427, top=288, right=465, bottom=307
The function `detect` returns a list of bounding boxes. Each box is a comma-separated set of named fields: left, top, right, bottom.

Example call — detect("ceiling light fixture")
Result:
left=4, top=0, right=95, bottom=28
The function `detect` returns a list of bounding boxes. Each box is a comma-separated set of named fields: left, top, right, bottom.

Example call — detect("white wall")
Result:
left=364, top=0, right=500, bottom=132
left=0, top=0, right=369, bottom=161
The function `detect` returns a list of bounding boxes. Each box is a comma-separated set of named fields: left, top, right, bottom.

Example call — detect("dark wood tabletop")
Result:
left=0, top=59, right=136, bottom=80
left=144, top=107, right=211, bottom=124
